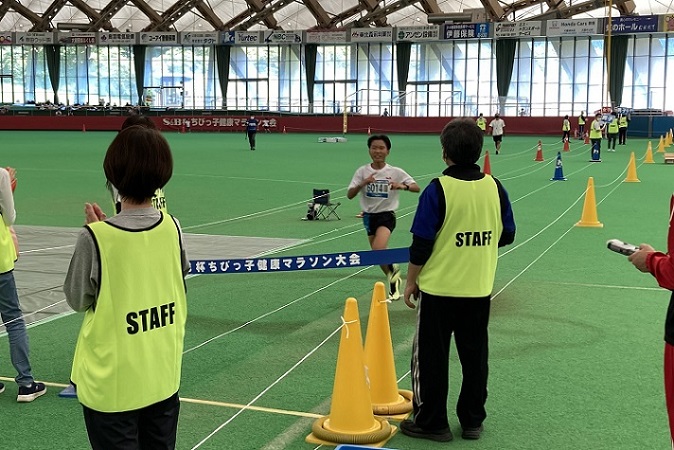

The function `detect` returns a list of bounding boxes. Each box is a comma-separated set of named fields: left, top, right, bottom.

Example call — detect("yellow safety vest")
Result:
left=562, top=120, right=570, bottom=131
left=608, top=121, right=619, bottom=133
left=418, top=176, right=502, bottom=297
left=578, top=116, right=585, bottom=125
left=476, top=118, right=486, bottom=131
left=590, top=120, right=603, bottom=139
left=619, top=116, right=628, bottom=128
left=71, top=213, right=187, bottom=412
left=0, top=214, right=16, bottom=274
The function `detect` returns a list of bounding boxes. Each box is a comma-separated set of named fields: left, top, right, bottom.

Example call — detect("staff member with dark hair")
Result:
left=64, top=126, right=189, bottom=450
left=400, top=118, right=515, bottom=442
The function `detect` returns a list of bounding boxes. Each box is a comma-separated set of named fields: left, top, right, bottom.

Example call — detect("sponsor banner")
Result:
left=263, top=30, right=302, bottom=44
left=58, top=32, right=96, bottom=45
left=235, top=31, right=262, bottom=45
left=0, top=33, right=13, bottom=45
left=16, top=32, right=54, bottom=45
left=396, top=25, right=440, bottom=42
left=305, top=31, right=348, bottom=44
left=139, top=32, right=179, bottom=45
left=221, top=31, right=236, bottom=45
left=98, top=32, right=137, bottom=45
left=610, top=15, right=659, bottom=34
left=494, top=21, right=543, bottom=38
left=443, top=23, right=490, bottom=39
left=161, top=116, right=278, bottom=131
left=180, top=32, right=218, bottom=45
left=190, top=248, right=409, bottom=274
left=350, top=27, right=394, bottom=43
left=546, top=18, right=599, bottom=36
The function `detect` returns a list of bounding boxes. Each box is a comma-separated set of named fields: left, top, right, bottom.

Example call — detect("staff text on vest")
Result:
left=126, top=302, right=176, bottom=334
left=455, top=231, right=493, bottom=247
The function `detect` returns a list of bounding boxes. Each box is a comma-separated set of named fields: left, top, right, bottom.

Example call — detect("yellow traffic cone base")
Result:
left=306, top=297, right=396, bottom=446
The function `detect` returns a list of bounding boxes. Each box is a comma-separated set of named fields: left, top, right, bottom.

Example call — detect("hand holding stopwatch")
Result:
left=606, top=239, right=639, bottom=256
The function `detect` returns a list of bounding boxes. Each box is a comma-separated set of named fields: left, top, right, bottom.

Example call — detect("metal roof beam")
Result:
left=195, top=0, right=225, bottom=30
left=28, top=0, right=66, bottom=31
left=303, top=0, right=332, bottom=28
left=479, top=0, right=506, bottom=21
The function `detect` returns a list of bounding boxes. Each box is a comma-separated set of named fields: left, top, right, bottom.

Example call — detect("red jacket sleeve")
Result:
left=647, top=194, right=674, bottom=290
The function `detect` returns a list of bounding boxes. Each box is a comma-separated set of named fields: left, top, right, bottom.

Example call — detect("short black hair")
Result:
left=440, top=118, right=483, bottom=166
left=104, top=126, right=173, bottom=204
left=367, top=134, right=391, bottom=150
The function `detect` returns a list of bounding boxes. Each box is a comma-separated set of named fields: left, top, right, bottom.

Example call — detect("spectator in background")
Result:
left=562, top=115, right=571, bottom=143
left=578, top=111, right=586, bottom=139
left=401, top=118, right=515, bottom=443
left=476, top=113, right=487, bottom=134
left=488, top=113, right=505, bottom=155
left=607, top=113, right=619, bottom=152
left=244, top=115, right=259, bottom=151
left=589, top=112, right=605, bottom=162
left=64, top=126, right=189, bottom=450
left=382, top=108, right=389, bottom=117
left=0, top=166, right=47, bottom=403
left=618, top=113, right=629, bottom=145
left=627, top=194, right=674, bottom=445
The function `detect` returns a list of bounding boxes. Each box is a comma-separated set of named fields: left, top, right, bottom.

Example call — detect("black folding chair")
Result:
left=312, top=189, right=341, bottom=220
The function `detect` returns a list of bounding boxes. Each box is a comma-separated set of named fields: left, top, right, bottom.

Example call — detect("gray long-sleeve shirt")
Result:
left=63, top=207, right=189, bottom=312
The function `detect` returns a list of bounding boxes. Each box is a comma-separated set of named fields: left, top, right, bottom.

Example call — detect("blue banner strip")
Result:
left=190, top=247, right=410, bottom=275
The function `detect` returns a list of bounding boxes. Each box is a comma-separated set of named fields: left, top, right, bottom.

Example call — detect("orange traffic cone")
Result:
left=534, top=140, right=544, bottom=161
left=575, top=177, right=603, bottom=228
left=658, top=136, right=665, bottom=153
left=82, top=124, right=86, bottom=132
left=624, top=152, right=640, bottom=183
left=584, top=132, right=590, bottom=144
left=563, top=137, right=570, bottom=152
left=283, top=126, right=287, bottom=134
left=368, top=127, right=371, bottom=136
left=363, top=282, right=413, bottom=417
left=482, top=151, right=491, bottom=175
left=306, top=298, right=394, bottom=446
left=644, top=142, right=655, bottom=164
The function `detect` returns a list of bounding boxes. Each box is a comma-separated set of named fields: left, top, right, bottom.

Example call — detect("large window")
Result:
left=3, top=33, right=674, bottom=115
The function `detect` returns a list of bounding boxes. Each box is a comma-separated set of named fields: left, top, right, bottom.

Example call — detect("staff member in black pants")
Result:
left=401, top=118, right=516, bottom=443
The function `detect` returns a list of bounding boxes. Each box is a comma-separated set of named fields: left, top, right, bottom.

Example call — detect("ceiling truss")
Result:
left=0, top=0, right=641, bottom=33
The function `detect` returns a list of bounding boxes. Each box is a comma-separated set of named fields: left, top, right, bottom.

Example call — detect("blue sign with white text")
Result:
left=190, top=248, right=409, bottom=275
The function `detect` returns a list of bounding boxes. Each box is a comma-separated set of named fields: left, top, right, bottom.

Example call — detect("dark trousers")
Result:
left=608, top=133, right=617, bottom=150
left=591, top=138, right=602, bottom=160
left=410, top=293, right=490, bottom=431
left=578, top=124, right=585, bottom=138
left=247, top=131, right=257, bottom=149
left=619, top=128, right=627, bottom=144
left=562, top=130, right=570, bottom=142
left=82, top=392, right=180, bottom=450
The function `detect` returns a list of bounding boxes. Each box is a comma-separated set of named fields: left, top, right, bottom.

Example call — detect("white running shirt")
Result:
left=349, top=163, right=415, bottom=214
left=489, top=118, right=505, bottom=136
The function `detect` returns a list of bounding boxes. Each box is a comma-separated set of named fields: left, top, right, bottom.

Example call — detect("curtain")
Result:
left=304, top=44, right=317, bottom=113
left=215, top=45, right=231, bottom=107
left=44, top=44, right=61, bottom=104
left=607, top=35, right=628, bottom=107
left=495, top=39, right=517, bottom=113
left=133, top=45, right=146, bottom=105
left=396, top=42, right=412, bottom=116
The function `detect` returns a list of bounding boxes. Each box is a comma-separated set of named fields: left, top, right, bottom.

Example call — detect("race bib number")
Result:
left=366, top=180, right=389, bottom=198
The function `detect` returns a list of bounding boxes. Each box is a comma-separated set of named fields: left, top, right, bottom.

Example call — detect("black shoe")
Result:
left=17, top=382, right=46, bottom=403
left=462, top=425, right=484, bottom=440
left=400, top=419, right=453, bottom=442
left=0, top=382, right=4, bottom=394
